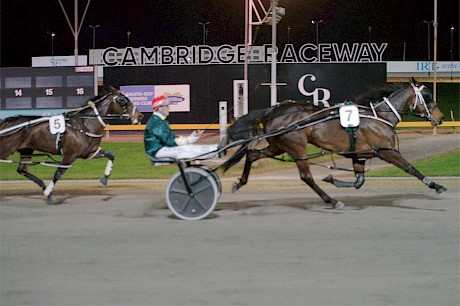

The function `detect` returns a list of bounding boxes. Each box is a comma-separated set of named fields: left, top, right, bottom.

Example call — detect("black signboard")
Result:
left=0, top=67, right=94, bottom=111
left=104, top=63, right=386, bottom=123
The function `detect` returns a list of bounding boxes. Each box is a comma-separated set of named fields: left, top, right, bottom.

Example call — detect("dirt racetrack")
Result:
left=1, top=133, right=459, bottom=305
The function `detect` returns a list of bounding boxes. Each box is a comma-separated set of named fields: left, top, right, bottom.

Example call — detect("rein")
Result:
left=0, top=117, right=49, bottom=136
left=370, top=97, right=402, bottom=123
left=65, top=123, right=104, bottom=138
left=87, top=101, right=109, bottom=127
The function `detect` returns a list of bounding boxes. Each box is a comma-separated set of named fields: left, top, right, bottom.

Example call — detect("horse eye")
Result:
left=119, top=98, right=129, bottom=108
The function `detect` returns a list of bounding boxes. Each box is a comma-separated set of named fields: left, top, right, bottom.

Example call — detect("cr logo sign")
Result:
left=297, top=74, right=331, bottom=107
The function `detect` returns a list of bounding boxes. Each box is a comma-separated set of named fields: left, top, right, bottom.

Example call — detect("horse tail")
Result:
left=220, top=142, right=250, bottom=173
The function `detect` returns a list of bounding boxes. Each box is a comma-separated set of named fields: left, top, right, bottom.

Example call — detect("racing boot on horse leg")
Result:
left=376, top=149, right=447, bottom=194
left=43, top=166, right=69, bottom=205
left=323, top=158, right=366, bottom=189
left=99, top=150, right=115, bottom=187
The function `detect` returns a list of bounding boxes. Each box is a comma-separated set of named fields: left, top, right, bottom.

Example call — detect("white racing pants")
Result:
left=155, top=144, right=219, bottom=160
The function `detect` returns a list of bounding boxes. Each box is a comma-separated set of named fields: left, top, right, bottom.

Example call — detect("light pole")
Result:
left=89, top=24, right=100, bottom=49
left=49, top=32, right=56, bottom=56
left=451, top=25, right=455, bottom=61
left=127, top=30, right=131, bottom=47
left=451, top=25, right=455, bottom=80
left=270, top=0, right=277, bottom=106
left=198, top=22, right=210, bottom=44
left=57, top=0, right=92, bottom=66
left=89, top=25, right=99, bottom=66
left=423, top=20, right=433, bottom=60
left=311, top=19, right=323, bottom=61
left=287, top=25, right=291, bottom=44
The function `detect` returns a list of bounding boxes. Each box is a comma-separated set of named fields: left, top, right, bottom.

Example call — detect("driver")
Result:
left=144, top=95, right=219, bottom=160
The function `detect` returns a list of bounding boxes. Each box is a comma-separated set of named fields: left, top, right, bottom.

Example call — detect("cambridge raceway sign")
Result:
left=95, top=43, right=388, bottom=66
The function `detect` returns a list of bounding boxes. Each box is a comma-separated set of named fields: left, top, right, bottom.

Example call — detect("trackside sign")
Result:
left=91, top=43, right=388, bottom=66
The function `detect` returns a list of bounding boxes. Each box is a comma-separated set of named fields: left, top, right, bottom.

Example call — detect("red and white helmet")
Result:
left=151, top=95, right=170, bottom=111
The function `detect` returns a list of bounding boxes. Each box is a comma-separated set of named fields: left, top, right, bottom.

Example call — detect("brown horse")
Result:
left=221, top=78, right=446, bottom=209
left=0, top=86, right=143, bottom=204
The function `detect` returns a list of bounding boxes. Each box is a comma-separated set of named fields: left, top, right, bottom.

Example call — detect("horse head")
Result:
left=360, top=79, right=445, bottom=127
left=109, top=86, right=144, bottom=124
left=408, top=78, right=444, bottom=126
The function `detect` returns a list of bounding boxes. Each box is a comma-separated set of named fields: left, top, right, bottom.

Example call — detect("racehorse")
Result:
left=0, top=86, right=143, bottom=204
left=220, top=78, right=446, bottom=209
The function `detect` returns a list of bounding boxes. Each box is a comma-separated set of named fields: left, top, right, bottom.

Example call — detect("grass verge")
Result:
left=367, top=149, right=459, bottom=177
left=0, top=143, right=458, bottom=180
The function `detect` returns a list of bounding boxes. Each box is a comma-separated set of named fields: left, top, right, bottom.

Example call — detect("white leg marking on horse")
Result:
left=44, top=181, right=55, bottom=197
left=104, top=160, right=113, bottom=176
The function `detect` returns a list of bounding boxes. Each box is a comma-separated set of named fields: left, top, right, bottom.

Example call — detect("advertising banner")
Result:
left=120, top=84, right=190, bottom=112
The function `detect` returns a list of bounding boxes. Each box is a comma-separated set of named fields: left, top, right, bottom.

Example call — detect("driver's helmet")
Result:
left=151, top=95, right=170, bottom=111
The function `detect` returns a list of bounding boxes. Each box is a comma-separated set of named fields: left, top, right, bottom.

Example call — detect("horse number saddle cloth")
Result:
left=339, top=102, right=360, bottom=130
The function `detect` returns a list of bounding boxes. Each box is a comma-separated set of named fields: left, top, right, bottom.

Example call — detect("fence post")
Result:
left=219, top=101, right=227, bottom=142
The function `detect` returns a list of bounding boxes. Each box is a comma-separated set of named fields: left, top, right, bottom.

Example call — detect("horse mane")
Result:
left=355, top=83, right=405, bottom=105
left=63, top=93, right=112, bottom=117
left=1, top=115, right=42, bottom=123
left=273, top=99, right=319, bottom=111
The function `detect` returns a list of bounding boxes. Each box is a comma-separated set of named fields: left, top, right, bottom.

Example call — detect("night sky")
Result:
left=1, top=0, right=458, bottom=67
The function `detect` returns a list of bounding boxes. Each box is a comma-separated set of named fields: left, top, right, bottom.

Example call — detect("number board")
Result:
left=0, top=67, right=95, bottom=111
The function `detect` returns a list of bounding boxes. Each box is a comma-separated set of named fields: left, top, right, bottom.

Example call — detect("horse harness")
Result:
left=248, top=84, right=431, bottom=162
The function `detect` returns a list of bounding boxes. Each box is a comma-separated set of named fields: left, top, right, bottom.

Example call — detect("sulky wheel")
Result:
left=166, top=167, right=220, bottom=220
left=194, top=165, right=222, bottom=196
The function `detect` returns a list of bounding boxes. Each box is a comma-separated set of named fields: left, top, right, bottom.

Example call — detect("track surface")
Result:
left=1, top=134, right=459, bottom=305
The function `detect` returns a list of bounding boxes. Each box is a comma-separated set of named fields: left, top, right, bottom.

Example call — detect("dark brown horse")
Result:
left=0, top=86, right=143, bottom=204
left=221, top=78, right=446, bottom=209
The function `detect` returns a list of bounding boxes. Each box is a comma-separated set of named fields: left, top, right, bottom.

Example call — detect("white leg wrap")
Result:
left=44, top=181, right=55, bottom=197
left=422, top=177, right=433, bottom=186
left=104, top=160, right=113, bottom=176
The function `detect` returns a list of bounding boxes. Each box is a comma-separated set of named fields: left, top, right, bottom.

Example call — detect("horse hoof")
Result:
left=436, top=185, right=447, bottom=194
left=323, top=175, right=333, bottom=183
left=231, top=183, right=239, bottom=193
left=100, top=177, right=108, bottom=188
left=333, top=201, right=345, bottom=210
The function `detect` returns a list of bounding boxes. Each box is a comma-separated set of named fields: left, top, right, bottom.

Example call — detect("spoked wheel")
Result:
left=166, top=167, right=220, bottom=220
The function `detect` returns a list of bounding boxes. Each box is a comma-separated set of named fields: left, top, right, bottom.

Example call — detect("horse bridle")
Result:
left=371, top=84, right=436, bottom=123
left=86, top=92, right=139, bottom=126
left=410, top=84, right=438, bottom=121
left=111, top=92, right=140, bottom=124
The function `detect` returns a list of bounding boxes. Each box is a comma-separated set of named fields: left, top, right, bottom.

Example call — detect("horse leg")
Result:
left=17, top=150, right=47, bottom=191
left=43, top=160, right=74, bottom=205
left=232, top=146, right=282, bottom=193
left=295, top=159, right=345, bottom=209
left=98, top=150, right=115, bottom=187
left=323, top=158, right=366, bottom=189
left=376, top=149, right=447, bottom=193
left=231, top=149, right=259, bottom=193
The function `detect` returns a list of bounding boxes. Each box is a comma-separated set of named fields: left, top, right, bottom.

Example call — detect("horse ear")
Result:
left=108, top=86, right=117, bottom=93
left=410, top=77, right=418, bottom=85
